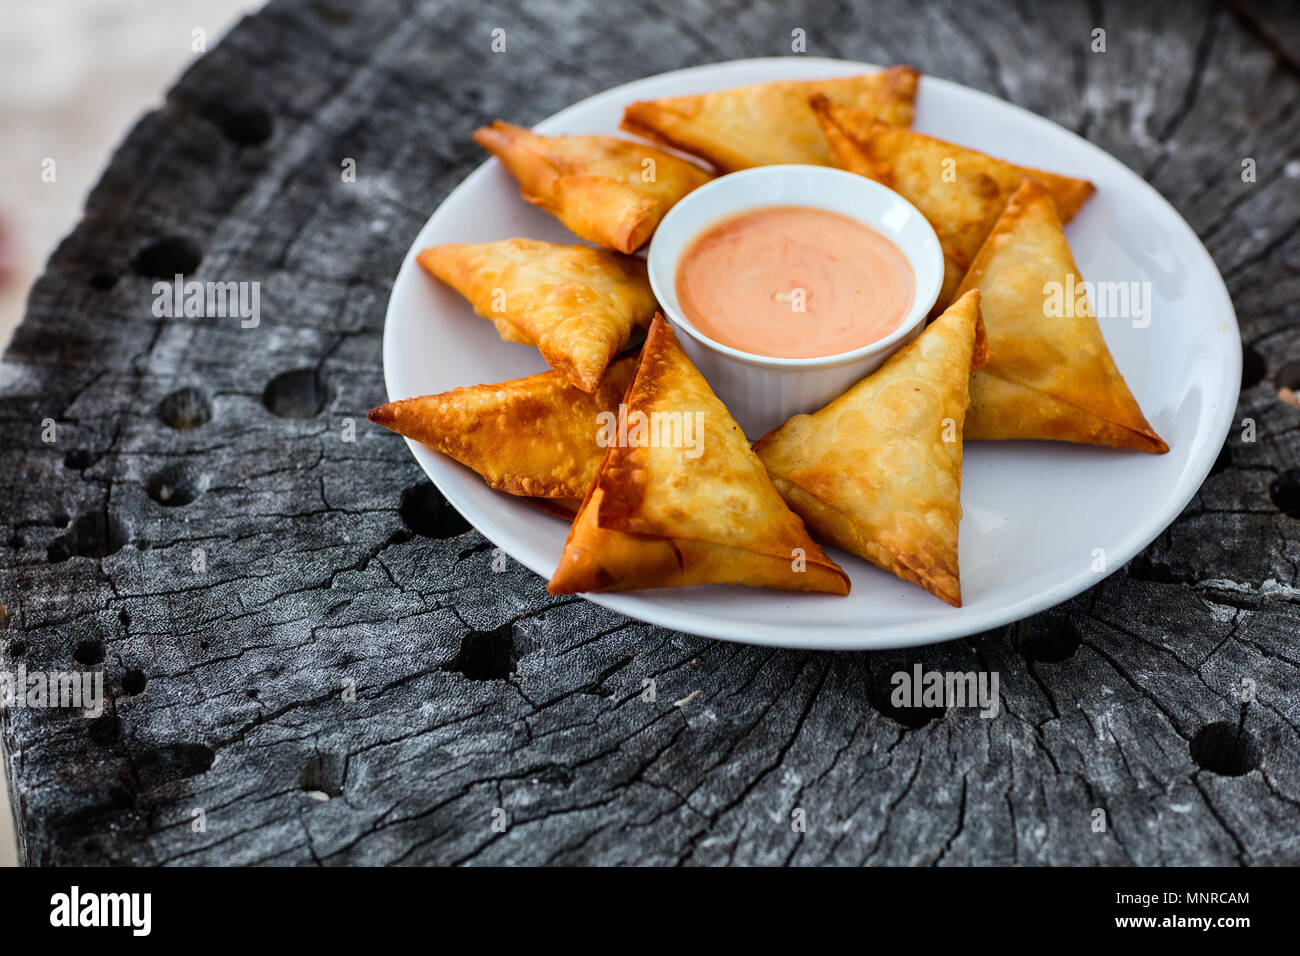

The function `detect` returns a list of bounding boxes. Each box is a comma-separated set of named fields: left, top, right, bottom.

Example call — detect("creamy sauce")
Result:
left=675, top=205, right=915, bottom=359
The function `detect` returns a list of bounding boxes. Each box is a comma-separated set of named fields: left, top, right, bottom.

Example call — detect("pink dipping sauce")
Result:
left=675, top=205, right=915, bottom=359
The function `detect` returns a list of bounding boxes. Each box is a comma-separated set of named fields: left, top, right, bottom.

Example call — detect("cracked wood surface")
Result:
left=2, top=0, right=1299, bottom=866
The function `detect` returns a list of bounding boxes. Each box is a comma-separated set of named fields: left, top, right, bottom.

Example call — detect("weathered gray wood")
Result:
left=2, top=0, right=1298, bottom=865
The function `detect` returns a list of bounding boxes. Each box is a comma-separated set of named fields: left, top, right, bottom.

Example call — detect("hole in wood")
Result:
left=146, top=466, right=202, bottom=507
left=47, top=512, right=128, bottom=562
left=208, top=103, right=274, bottom=146
left=1269, top=468, right=1300, bottom=518
left=300, top=753, right=345, bottom=798
left=399, top=482, right=471, bottom=539
left=864, top=663, right=945, bottom=729
left=870, top=693, right=944, bottom=729
left=131, top=236, right=202, bottom=279
left=1271, top=356, right=1300, bottom=389
left=530, top=764, right=574, bottom=786
left=122, top=669, right=147, bottom=696
left=1270, top=358, right=1300, bottom=408
left=134, top=742, right=215, bottom=789
left=443, top=623, right=518, bottom=681
left=6, top=640, right=27, bottom=658
left=159, top=387, right=212, bottom=429
left=1241, top=344, right=1264, bottom=389
left=73, top=640, right=105, bottom=666
left=87, top=714, right=120, bottom=745
left=263, top=368, right=330, bottom=418
left=1015, top=614, right=1082, bottom=662
left=62, top=449, right=98, bottom=470
left=1190, top=720, right=1259, bottom=776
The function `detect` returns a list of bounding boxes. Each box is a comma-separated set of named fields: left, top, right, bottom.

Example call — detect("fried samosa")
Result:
left=956, top=178, right=1167, bottom=453
left=417, top=239, right=656, bottom=393
left=620, top=66, right=919, bottom=172
left=810, top=95, right=1095, bottom=308
left=473, top=121, right=713, bottom=254
left=754, top=290, right=987, bottom=607
left=368, top=356, right=638, bottom=501
left=548, top=314, right=850, bottom=596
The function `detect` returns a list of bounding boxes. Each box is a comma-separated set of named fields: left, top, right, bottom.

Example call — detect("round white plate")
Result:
left=383, top=57, right=1240, bottom=651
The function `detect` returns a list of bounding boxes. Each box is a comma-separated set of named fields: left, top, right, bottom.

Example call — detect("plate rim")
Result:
left=382, top=56, right=1241, bottom=651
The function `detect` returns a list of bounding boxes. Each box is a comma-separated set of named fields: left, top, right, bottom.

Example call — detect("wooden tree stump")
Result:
left=2, top=0, right=1298, bottom=865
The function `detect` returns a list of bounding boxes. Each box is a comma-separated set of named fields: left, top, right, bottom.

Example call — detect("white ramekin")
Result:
left=647, top=165, right=944, bottom=438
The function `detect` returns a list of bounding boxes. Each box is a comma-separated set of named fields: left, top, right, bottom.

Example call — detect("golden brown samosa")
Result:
left=956, top=178, right=1167, bottom=453
left=810, top=95, right=1095, bottom=308
left=620, top=66, right=919, bottom=172
left=417, top=239, right=656, bottom=393
left=473, top=121, right=713, bottom=253
left=754, top=290, right=986, bottom=607
left=548, top=314, right=850, bottom=596
left=368, top=356, right=637, bottom=501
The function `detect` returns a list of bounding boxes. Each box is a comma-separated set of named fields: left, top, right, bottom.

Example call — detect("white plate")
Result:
left=382, top=57, right=1240, bottom=651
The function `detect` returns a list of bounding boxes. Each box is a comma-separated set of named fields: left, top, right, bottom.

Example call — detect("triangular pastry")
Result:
left=956, top=178, right=1167, bottom=453
left=620, top=66, right=919, bottom=172
left=417, top=239, right=656, bottom=392
left=754, top=290, right=986, bottom=606
left=810, top=95, right=1094, bottom=308
left=368, top=356, right=638, bottom=501
left=473, top=121, right=713, bottom=253
left=548, top=315, right=849, bottom=595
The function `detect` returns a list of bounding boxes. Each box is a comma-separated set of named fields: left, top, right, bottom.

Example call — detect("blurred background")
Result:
left=0, top=0, right=265, bottom=867
left=0, top=0, right=264, bottom=348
